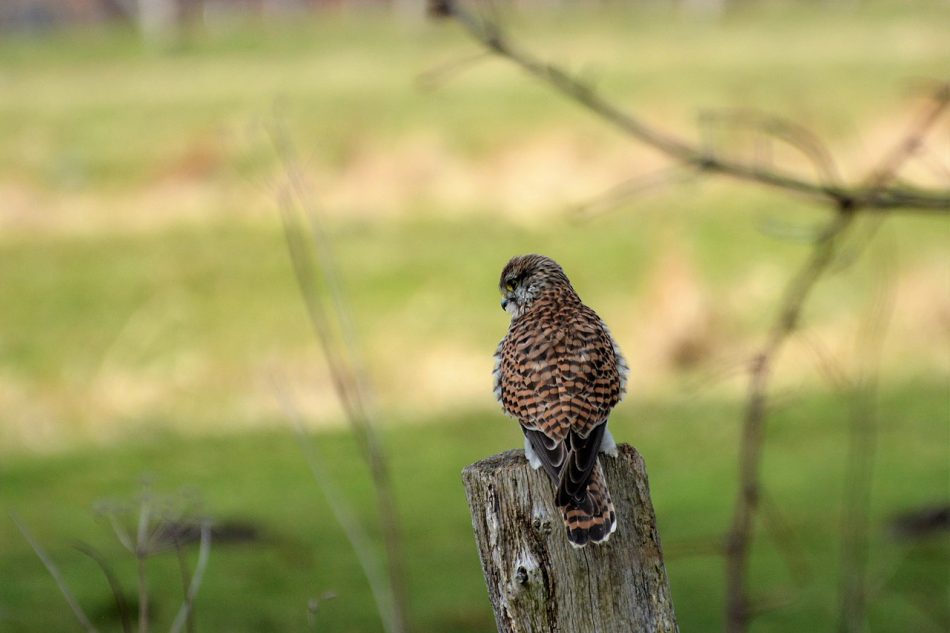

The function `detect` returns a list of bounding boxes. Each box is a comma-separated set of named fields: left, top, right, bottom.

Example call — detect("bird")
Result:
left=493, top=254, right=629, bottom=547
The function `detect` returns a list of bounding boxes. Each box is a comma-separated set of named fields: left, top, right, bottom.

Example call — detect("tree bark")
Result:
left=462, top=444, right=678, bottom=633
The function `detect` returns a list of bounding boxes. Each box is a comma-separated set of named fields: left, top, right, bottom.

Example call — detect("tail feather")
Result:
left=557, top=460, right=616, bottom=547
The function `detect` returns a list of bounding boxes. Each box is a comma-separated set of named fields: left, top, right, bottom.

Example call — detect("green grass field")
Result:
left=2, top=387, right=947, bottom=632
left=0, top=3, right=948, bottom=632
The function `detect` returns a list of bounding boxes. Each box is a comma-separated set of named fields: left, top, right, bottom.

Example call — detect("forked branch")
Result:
left=442, top=4, right=950, bottom=632
left=446, top=2, right=949, bottom=213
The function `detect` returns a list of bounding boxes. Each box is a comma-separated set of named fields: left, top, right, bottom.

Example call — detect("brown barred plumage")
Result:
left=493, top=254, right=629, bottom=547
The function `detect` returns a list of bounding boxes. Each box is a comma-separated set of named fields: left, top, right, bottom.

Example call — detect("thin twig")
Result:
left=724, top=85, right=949, bottom=633
left=697, top=108, right=843, bottom=188
left=73, top=542, right=134, bottom=633
left=573, top=165, right=698, bottom=220
left=272, top=379, right=399, bottom=633
left=11, top=514, right=100, bottom=633
left=173, top=539, right=196, bottom=633
left=168, top=522, right=212, bottom=633
left=106, top=511, right=137, bottom=553
left=725, top=209, right=854, bottom=632
left=416, top=51, right=492, bottom=91
left=864, top=90, right=950, bottom=192
left=136, top=496, right=151, bottom=633
left=442, top=6, right=950, bottom=631
left=799, top=332, right=853, bottom=393
left=836, top=236, right=896, bottom=633
left=759, top=491, right=811, bottom=588
left=267, top=116, right=410, bottom=633
left=447, top=2, right=950, bottom=213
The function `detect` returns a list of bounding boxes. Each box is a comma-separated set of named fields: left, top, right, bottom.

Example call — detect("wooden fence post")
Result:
left=462, top=444, right=678, bottom=633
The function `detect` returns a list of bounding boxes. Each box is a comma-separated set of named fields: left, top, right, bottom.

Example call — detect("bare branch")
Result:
left=11, top=513, right=100, bottom=633
left=865, top=83, right=950, bottom=190
left=617, top=95, right=922, bottom=633
left=574, top=165, right=698, bottom=220
left=725, top=209, right=854, bottom=633
left=697, top=108, right=842, bottom=188
left=447, top=2, right=950, bottom=213
left=799, top=332, right=853, bottom=393
left=723, top=78, right=948, bottom=633
left=443, top=6, right=950, bottom=632
left=416, top=51, right=492, bottom=92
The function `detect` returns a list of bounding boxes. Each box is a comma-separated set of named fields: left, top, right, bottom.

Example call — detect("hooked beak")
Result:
left=500, top=298, right=509, bottom=311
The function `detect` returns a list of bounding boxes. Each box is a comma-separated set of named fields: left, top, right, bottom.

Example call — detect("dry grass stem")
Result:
left=266, top=114, right=411, bottom=633
left=11, top=513, right=100, bottom=633
left=168, top=522, right=212, bottom=633
left=273, top=380, right=400, bottom=633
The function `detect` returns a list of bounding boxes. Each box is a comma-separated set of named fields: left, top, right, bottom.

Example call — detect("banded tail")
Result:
left=556, top=460, right=617, bottom=547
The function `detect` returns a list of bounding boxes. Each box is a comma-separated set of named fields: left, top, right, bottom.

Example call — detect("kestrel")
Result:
left=494, top=254, right=629, bottom=547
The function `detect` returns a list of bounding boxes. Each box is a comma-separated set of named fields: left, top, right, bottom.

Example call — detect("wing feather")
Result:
left=498, top=296, right=625, bottom=498
left=522, top=427, right=565, bottom=483
left=557, top=424, right=605, bottom=504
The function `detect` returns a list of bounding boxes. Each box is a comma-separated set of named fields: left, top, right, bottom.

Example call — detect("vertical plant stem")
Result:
left=136, top=497, right=151, bottom=633
left=269, top=119, right=411, bottom=633
left=725, top=211, right=854, bottom=632
left=73, top=542, right=133, bottom=633
left=173, top=540, right=197, bottom=633
left=169, top=523, right=212, bottom=633
left=725, top=89, right=948, bottom=632
left=837, top=241, right=895, bottom=633
left=273, top=381, right=399, bottom=633
left=11, top=514, right=100, bottom=633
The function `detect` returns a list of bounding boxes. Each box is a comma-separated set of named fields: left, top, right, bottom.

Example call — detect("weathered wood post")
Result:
left=462, top=444, right=678, bottom=633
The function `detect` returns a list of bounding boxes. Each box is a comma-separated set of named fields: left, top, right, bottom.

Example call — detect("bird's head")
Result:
left=498, top=254, right=572, bottom=318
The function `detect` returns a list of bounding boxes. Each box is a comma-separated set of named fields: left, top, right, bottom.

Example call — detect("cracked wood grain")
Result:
left=462, top=444, right=678, bottom=633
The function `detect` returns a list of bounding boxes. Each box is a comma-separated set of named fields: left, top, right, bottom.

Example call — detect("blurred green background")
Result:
left=0, top=2, right=948, bottom=632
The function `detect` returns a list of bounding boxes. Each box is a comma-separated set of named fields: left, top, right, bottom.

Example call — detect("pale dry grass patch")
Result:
left=840, top=107, right=950, bottom=185
left=0, top=178, right=261, bottom=236
left=2, top=254, right=946, bottom=453
left=0, top=129, right=661, bottom=236
left=2, top=107, right=942, bottom=238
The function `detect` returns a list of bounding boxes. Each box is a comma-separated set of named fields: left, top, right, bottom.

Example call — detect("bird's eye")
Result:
left=505, top=282, right=515, bottom=292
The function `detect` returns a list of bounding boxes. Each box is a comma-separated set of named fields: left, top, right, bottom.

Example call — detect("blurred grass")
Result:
left=0, top=2, right=947, bottom=187
left=1, top=386, right=946, bottom=632
left=0, top=2, right=948, bottom=632
left=1, top=208, right=946, bottom=449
